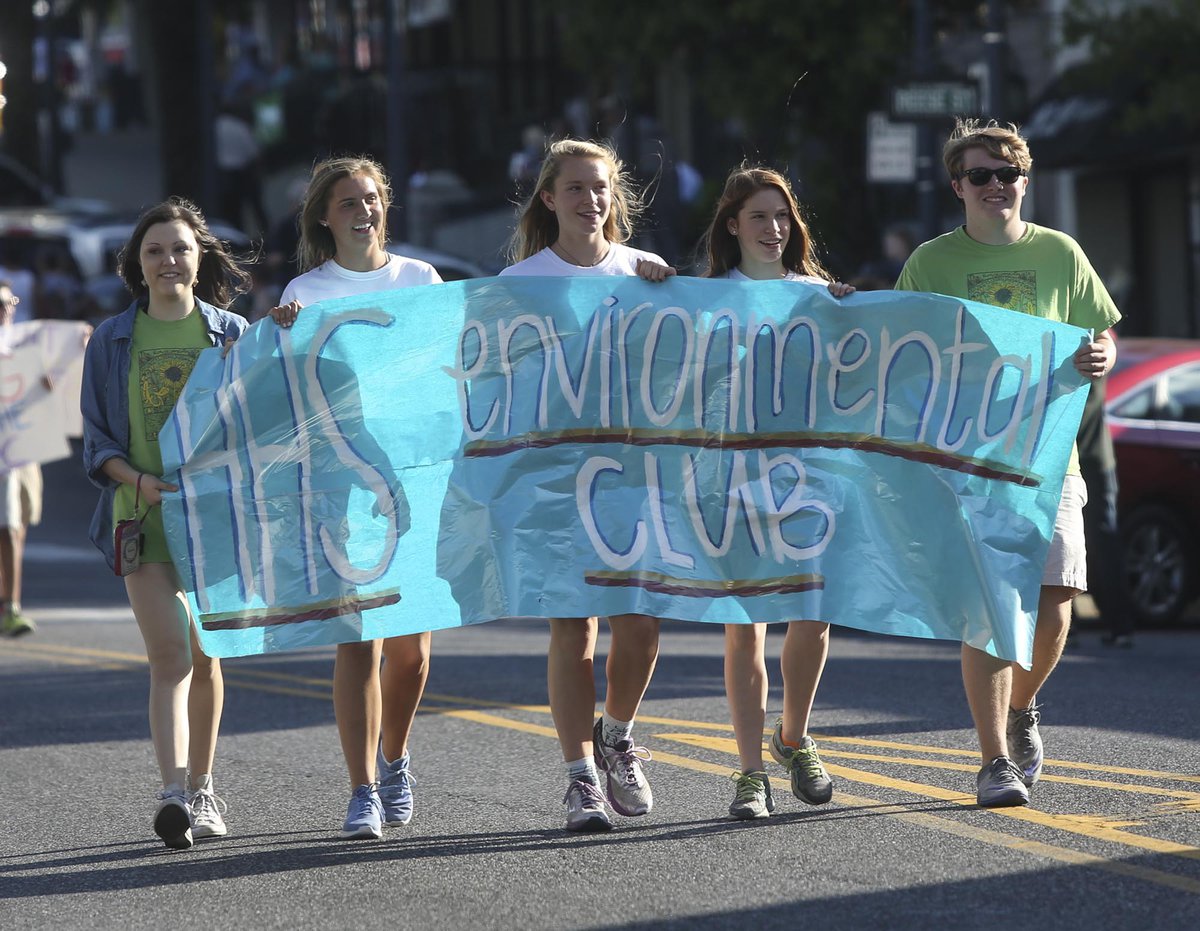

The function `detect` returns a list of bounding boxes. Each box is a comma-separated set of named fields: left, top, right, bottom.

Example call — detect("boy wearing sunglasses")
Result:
left=896, top=119, right=1121, bottom=808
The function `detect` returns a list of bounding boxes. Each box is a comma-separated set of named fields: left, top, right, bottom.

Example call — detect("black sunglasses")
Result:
left=958, top=166, right=1026, bottom=186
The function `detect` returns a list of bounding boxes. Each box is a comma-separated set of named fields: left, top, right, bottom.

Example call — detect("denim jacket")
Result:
left=81, top=298, right=249, bottom=568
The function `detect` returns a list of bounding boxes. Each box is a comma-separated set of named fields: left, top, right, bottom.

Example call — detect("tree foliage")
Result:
left=1063, top=0, right=1200, bottom=131
left=551, top=0, right=987, bottom=268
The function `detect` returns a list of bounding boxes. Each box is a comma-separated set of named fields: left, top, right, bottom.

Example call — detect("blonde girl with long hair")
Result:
left=500, top=138, right=673, bottom=832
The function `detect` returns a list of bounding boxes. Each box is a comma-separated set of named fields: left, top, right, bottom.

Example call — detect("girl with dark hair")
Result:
left=81, top=197, right=250, bottom=848
left=700, top=166, right=852, bottom=820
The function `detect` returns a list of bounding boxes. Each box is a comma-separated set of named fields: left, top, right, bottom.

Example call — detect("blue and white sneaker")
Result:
left=341, top=784, right=383, bottom=839
left=377, top=745, right=415, bottom=826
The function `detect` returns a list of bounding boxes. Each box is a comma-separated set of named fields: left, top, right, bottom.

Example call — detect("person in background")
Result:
left=1073, top=354, right=1129, bottom=647
left=81, top=198, right=250, bottom=848
left=215, top=102, right=269, bottom=236
left=0, top=247, right=36, bottom=323
left=0, top=280, right=43, bottom=638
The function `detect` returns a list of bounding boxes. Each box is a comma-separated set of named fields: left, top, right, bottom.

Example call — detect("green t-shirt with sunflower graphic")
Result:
left=896, top=222, right=1122, bottom=476
left=114, top=306, right=210, bottom=561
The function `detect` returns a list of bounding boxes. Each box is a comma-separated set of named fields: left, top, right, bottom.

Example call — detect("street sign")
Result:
left=891, top=80, right=980, bottom=121
left=866, top=112, right=917, bottom=183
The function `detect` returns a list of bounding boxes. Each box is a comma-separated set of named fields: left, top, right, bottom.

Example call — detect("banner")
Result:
left=0, top=320, right=89, bottom=469
left=160, top=277, right=1091, bottom=665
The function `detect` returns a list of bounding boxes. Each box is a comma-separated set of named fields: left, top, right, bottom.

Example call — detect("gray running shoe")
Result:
left=976, top=756, right=1030, bottom=807
left=768, top=719, right=833, bottom=804
left=592, top=718, right=653, bottom=816
left=1006, top=705, right=1043, bottom=788
left=728, top=770, right=775, bottom=820
left=563, top=777, right=613, bottom=833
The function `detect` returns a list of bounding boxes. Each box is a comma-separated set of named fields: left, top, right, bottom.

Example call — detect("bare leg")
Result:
left=604, top=613, right=660, bottom=721
left=1010, top=585, right=1075, bottom=710
left=125, top=562, right=193, bottom=789
left=0, top=525, right=25, bottom=605
left=779, top=620, right=829, bottom=742
left=961, top=643, right=1011, bottom=763
left=547, top=617, right=598, bottom=761
left=334, top=639, right=383, bottom=789
left=380, top=631, right=431, bottom=761
left=724, top=623, right=768, bottom=771
left=187, top=612, right=223, bottom=780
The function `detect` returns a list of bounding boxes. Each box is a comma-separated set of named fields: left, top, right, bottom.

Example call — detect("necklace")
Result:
left=553, top=241, right=610, bottom=268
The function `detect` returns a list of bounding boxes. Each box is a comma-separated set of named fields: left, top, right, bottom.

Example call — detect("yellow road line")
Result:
left=426, top=708, right=1200, bottom=896
left=0, top=643, right=129, bottom=671
left=9, top=640, right=1200, bottom=790
left=658, top=732, right=1200, bottom=862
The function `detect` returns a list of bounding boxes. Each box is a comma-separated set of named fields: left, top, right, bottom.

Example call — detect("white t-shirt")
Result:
left=499, top=242, right=666, bottom=278
left=721, top=267, right=827, bottom=286
left=280, top=254, right=442, bottom=305
left=214, top=113, right=260, bottom=170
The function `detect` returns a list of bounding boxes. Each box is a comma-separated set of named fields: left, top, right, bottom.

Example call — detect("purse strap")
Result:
left=134, top=472, right=145, bottom=519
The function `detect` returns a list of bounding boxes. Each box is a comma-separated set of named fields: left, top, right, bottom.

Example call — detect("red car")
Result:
left=1105, top=338, right=1200, bottom=625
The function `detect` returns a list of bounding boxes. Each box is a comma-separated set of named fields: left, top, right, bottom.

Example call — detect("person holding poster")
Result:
left=80, top=199, right=251, bottom=848
left=270, top=156, right=442, bottom=840
left=499, top=138, right=674, bottom=832
left=0, top=280, right=41, bottom=638
left=699, top=166, right=853, bottom=819
left=896, top=119, right=1121, bottom=807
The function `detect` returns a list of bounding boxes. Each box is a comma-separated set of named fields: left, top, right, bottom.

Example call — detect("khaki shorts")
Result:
left=1043, top=473, right=1087, bottom=592
left=0, top=462, right=43, bottom=530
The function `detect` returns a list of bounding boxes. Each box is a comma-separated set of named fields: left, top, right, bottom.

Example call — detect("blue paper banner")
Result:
left=159, top=277, right=1090, bottom=664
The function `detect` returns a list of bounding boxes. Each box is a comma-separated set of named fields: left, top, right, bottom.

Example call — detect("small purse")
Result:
left=113, top=473, right=146, bottom=577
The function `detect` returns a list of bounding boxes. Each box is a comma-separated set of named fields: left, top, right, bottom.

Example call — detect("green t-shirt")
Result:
left=114, top=307, right=211, bottom=560
left=896, top=223, right=1122, bottom=475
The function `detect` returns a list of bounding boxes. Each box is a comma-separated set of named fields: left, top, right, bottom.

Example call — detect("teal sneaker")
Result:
left=728, top=770, right=775, bottom=820
left=1, top=608, right=34, bottom=638
left=768, top=719, right=833, bottom=805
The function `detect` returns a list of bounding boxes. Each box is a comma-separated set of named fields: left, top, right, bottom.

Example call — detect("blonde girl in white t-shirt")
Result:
left=272, top=156, right=441, bottom=840
left=700, top=165, right=853, bottom=820
left=500, top=138, right=673, bottom=832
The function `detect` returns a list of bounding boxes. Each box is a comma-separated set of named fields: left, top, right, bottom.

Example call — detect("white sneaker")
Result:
left=592, top=719, right=653, bottom=816
left=563, top=777, right=612, bottom=833
left=154, top=788, right=194, bottom=849
left=188, top=775, right=229, bottom=839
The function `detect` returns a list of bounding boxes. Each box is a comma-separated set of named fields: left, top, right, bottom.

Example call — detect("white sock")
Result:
left=601, top=713, right=633, bottom=747
left=566, top=757, right=599, bottom=784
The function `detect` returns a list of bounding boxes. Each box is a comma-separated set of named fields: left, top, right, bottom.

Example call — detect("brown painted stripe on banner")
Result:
left=463, top=427, right=1042, bottom=487
left=200, top=590, right=401, bottom=631
left=584, top=570, right=823, bottom=598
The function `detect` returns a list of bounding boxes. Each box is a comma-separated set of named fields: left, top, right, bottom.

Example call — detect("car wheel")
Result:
left=1119, top=505, right=1196, bottom=625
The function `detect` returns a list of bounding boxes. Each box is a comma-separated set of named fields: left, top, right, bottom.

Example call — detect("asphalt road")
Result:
left=2, top=452, right=1198, bottom=930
